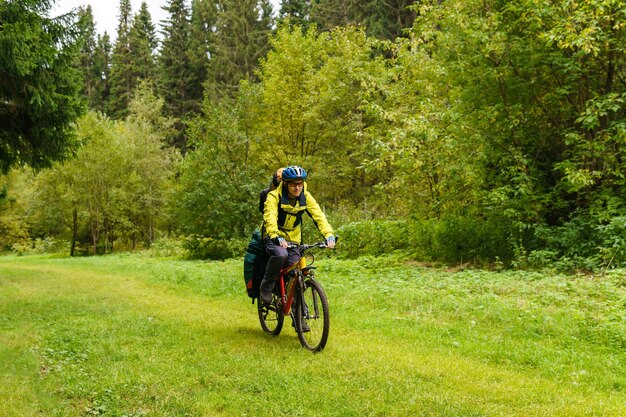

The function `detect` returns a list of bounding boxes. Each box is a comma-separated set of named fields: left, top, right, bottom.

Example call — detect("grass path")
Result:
left=1, top=255, right=625, bottom=416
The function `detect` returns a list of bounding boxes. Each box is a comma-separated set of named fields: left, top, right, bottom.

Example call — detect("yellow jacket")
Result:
left=262, top=182, right=334, bottom=243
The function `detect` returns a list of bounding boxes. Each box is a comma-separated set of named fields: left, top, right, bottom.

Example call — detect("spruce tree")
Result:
left=362, top=0, right=416, bottom=40
left=159, top=0, right=194, bottom=149
left=309, top=0, right=416, bottom=40
left=76, top=6, right=99, bottom=108
left=0, top=0, right=85, bottom=172
left=309, top=0, right=362, bottom=31
left=188, top=0, right=217, bottom=114
left=92, top=33, right=112, bottom=114
left=129, top=2, right=158, bottom=84
left=207, top=0, right=273, bottom=98
left=278, top=0, right=311, bottom=28
left=108, top=0, right=133, bottom=119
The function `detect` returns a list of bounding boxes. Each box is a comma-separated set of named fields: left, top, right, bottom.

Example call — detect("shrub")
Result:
left=183, top=236, right=246, bottom=260
left=336, top=220, right=409, bottom=258
left=336, top=217, right=514, bottom=265
left=435, top=216, right=513, bottom=264
left=0, top=215, right=30, bottom=251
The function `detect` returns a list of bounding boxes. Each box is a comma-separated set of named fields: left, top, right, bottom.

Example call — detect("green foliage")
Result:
left=5, top=0, right=626, bottom=269
left=10, top=237, right=67, bottom=255
left=188, top=0, right=216, bottom=113
left=0, top=214, right=30, bottom=251
left=205, top=0, right=273, bottom=98
left=108, top=0, right=133, bottom=119
left=517, top=214, right=626, bottom=272
left=0, top=0, right=85, bottom=173
left=336, top=220, right=409, bottom=258
left=182, top=235, right=245, bottom=259
left=336, top=217, right=513, bottom=265
left=417, top=216, right=514, bottom=265
left=128, top=2, right=158, bottom=84
left=254, top=24, right=388, bottom=210
left=24, top=86, right=177, bottom=255
left=278, top=0, right=311, bottom=28
left=172, top=98, right=264, bottom=239
left=91, top=33, right=112, bottom=114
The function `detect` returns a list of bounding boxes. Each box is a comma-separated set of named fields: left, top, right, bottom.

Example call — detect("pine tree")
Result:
left=207, top=0, right=273, bottom=98
left=129, top=2, right=158, bottom=83
left=108, top=0, right=133, bottom=119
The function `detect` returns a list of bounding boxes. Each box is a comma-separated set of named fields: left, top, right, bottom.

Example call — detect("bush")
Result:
left=0, top=214, right=30, bottom=251
left=336, top=220, right=409, bottom=258
left=10, top=237, right=68, bottom=255
left=336, top=217, right=514, bottom=265
left=183, top=236, right=247, bottom=260
left=426, top=216, right=514, bottom=265
left=146, top=236, right=186, bottom=258
left=523, top=214, right=626, bottom=271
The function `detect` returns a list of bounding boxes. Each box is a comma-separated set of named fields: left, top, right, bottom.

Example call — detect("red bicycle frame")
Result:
left=277, top=256, right=307, bottom=315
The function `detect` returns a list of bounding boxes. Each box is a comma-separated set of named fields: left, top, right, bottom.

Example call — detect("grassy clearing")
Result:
left=1, top=253, right=625, bottom=416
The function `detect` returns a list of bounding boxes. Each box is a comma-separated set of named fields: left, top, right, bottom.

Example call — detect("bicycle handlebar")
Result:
left=287, top=241, right=331, bottom=250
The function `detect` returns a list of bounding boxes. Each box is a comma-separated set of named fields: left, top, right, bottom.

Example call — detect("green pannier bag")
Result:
left=243, top=230, right=267, bottom=300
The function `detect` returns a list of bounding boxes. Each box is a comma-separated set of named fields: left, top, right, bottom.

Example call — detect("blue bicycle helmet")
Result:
left=282, top=165, right=307, bottom=181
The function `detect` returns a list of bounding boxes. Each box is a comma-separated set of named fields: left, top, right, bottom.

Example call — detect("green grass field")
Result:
left=1, top=254, right=625, bottom=416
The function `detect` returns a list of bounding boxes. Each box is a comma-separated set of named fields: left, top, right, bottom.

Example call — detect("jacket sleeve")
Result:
left=304, top=191, right=334, bottom=238
left=263, top=189, right=280, bottom=239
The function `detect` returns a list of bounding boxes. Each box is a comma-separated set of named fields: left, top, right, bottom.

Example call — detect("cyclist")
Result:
left=259, top=165, right=335, bottom=307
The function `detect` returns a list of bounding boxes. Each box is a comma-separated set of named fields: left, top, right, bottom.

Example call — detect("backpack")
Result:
left=243, top=230, right=267, bottom=300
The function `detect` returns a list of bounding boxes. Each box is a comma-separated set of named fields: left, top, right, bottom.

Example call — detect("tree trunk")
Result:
left=70, top=207, right=77, bottom=257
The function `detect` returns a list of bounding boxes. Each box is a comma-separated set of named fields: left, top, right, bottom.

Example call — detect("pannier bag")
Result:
left=243, top=230, right=267, bottom=300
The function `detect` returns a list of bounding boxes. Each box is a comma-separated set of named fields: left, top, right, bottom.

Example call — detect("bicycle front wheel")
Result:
left=258, top=293, right=284, bottom=336
left=296, top=279, right=329, bottom=352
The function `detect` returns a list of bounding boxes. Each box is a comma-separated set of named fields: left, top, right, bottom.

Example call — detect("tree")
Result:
left=0, top=0, right=85, bottom=173
left=28, top=88, right=177, bottom=255
left=309, top=0, right=362, bottom=31
left=188, top=0, right=217, bottom=114
left=253, top=25, right=387, bottom=210
left=159, top=0, right=194, bottom=148
left=206, top=0, right=274, bottom=98
left=92, top=32, right=113, bottom=114
left=128, top=2, right=158, bottom=84
left=308, top=0, right=417, bottom=40
left=362, top=0, right=417, bottom=40
left=173, top=98, right=263, bottom=238
left=278, top=0, right=311, bottom=28
left=401, top=0, right=626, bottom=266
left=108, top=0, right=133, bottom=118
left=76, top=6, right=99, bottom=108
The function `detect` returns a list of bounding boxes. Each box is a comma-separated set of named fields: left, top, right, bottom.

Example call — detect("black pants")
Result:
left=259, top=238, right=300, bottom=295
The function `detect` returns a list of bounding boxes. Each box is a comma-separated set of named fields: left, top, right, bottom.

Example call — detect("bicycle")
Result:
left=257, top=241, right=331, bottom=352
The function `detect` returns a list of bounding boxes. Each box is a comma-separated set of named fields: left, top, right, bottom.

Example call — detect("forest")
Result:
left=1, top=0, right=626, bottom=271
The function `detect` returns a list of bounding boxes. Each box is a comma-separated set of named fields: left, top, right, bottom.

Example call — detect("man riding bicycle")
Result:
left=259, top=165, right=336, bottom=306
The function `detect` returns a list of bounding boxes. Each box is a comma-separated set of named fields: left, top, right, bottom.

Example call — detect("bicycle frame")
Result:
left=277, top=256, right=307, bottom=316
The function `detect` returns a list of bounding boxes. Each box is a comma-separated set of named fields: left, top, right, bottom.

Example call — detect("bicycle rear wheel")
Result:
left=258, top=293, right=284, bottom=336
left=296, top=279, right=329, bottom=352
